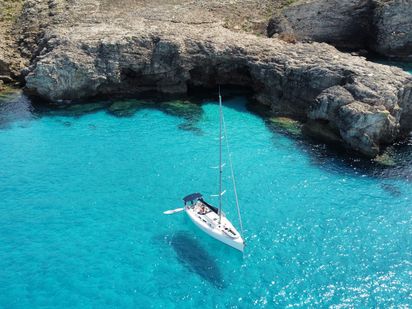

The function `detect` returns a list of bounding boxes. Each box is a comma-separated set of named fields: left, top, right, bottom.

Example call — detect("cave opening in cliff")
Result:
left=187, top=65, right=256, bottom=102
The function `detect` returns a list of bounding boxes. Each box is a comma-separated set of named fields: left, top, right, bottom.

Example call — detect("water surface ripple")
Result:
left=0, top=94, right=411, bottom=308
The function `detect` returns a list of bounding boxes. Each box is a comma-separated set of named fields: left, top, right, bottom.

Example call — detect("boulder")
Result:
left=268, top=0, right=371, bottom=50
left=372, top=0, right=412, bottom=60
left=268, top=0, right=412, bottom=60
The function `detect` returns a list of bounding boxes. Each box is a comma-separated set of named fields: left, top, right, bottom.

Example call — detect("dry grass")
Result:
left=282, top=0, right=298, bottom=7
left=0, top=0, right=23, bottom=23
left=99, top=0, right=284, bottom=35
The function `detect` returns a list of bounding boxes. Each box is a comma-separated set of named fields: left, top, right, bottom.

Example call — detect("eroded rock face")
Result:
left=310, top=85, right=401, bottom=155
left=268, top=0, right=412, bottom=60
left=20, top=0, right=412, bottom=157
left=268, top=0, right=371, bottom=50
left=372, top=0, right=412, bottom=59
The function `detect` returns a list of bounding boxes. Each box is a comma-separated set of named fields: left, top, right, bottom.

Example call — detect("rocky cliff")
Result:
left=0, top=0, right=26, bottom=85
left=2, top=0, right=412, bottom=158
left=268, top=0, right=412, bottom=60
left=268, top=0, right=372, bottom=50
left=372, top=0, right=412, bottom=59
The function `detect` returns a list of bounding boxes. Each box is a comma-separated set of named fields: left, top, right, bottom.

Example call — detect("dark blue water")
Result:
left=0, top=90, right=411, bottom=307
left=368, top=57, right=412, bottom=74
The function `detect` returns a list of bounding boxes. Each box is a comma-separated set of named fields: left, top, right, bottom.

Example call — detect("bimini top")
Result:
left=183, top=193, right=203, bottom=203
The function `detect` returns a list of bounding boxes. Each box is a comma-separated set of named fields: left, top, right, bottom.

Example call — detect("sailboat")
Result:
left=183, top=89, right=245, bottom=252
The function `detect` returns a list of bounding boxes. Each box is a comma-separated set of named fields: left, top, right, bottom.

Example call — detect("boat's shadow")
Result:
left=166, top=231, right=226, bottom=289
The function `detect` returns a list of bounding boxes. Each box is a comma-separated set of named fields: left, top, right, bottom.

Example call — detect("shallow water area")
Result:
left=0, top=92, right=411, bottom=307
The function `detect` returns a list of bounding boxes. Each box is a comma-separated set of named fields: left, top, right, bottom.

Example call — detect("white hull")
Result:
left=185, top=203, right=244, bottom=252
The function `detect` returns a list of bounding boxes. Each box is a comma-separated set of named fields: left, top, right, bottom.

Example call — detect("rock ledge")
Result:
left=19, top=0, right=412, bottom=157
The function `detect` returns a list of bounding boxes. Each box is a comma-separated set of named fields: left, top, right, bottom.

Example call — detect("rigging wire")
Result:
left=220, top=94, right=245, bottom=238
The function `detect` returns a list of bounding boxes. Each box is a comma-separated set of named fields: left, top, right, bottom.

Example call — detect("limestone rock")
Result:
left=268, top=0, right=412, bottom=60
left=372, top=0, right=412, bottom=60
left=309, top=86, right=355, bottom=121
left=17, top=0, right=412, bottom=157
left=268, top=0, right=371, bottom=50
left=267, top=13, right=293, bottom=39
left=337, top=102, right=398, bottom=156
left=308, top=85, right=401, bottom=156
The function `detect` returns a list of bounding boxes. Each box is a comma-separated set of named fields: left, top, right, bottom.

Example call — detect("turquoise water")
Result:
left=0, top=93, right=411, bottom=308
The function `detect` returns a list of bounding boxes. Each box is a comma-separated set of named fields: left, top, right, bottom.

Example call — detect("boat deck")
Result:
left=189, top=202, right=240, bottom=239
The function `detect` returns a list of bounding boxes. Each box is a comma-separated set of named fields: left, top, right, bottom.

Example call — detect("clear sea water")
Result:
left=0, top=90, right=411, bottom=308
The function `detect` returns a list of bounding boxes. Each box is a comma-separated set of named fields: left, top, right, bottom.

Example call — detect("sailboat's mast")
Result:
left=218, top=86, right=223, bottom=224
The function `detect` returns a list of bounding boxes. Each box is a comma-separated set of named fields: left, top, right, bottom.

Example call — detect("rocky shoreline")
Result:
left=0, top=0, right=412, bottom=157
